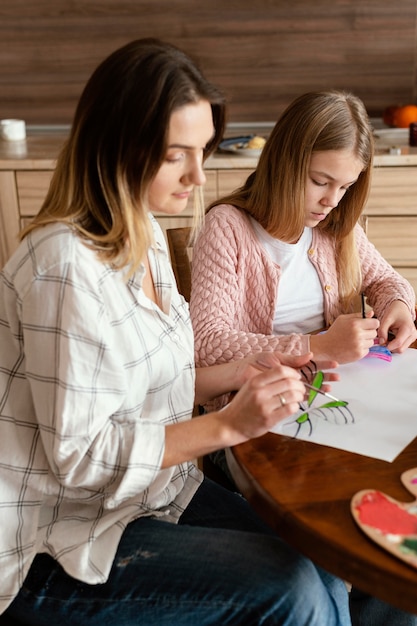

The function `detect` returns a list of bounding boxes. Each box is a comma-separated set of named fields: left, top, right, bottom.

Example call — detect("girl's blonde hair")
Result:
left=209, top=90, right=374, bottom=310
left=21, top=38, right=226, bottom=274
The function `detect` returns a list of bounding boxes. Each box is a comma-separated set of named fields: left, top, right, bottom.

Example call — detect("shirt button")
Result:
left=324, top=284, right=332, bottom=292
left=308, top=248, right=315, bottom=256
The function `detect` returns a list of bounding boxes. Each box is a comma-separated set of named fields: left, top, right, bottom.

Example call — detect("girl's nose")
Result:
left=320, top=189, right=340, bottom=209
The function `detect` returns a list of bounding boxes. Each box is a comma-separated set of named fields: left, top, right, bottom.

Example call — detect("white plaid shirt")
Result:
left=0, top=217, right=201, bottom=613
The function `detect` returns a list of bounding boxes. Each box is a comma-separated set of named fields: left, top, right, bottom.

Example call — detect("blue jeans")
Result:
left=5, top=478, right=350, bottom=625
left=349, top=587, right=417, bottom=626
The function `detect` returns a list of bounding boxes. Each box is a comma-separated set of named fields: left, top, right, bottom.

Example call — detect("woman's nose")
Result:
left=183, top=157, right=206, bottom=186
left=193, top=165, right=206, bottom=186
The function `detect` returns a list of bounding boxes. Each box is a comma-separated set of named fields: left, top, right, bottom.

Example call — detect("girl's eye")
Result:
left=312, top=179, right=352, bottom=192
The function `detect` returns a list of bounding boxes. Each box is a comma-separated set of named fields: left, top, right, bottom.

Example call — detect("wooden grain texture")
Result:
left=228, top=430, right=417, bottom=614
left=0, top=0, right=416, bottom=124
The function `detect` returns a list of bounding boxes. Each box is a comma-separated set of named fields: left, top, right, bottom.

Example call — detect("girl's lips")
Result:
left=311, top=212, right=328, bottom=221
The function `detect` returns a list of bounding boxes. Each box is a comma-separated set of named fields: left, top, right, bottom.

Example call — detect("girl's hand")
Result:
left=309, top=312, right=379, bottom=363
left=378, top=300, right=417, bottom=353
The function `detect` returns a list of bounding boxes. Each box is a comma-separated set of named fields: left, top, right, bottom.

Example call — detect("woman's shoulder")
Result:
left=5, top=223, right=76, bottom=270
left=3, top=222, right=106, bottom=288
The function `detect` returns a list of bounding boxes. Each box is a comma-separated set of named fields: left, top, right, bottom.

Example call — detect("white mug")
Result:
left=0, top=119, right=26, bottom=141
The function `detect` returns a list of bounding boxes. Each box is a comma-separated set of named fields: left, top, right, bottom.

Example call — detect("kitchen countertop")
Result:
left=1, top=126, right=417, bottom=169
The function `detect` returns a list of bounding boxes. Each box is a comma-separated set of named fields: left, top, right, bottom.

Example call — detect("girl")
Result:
left=191, top=90, right=416, bottom=373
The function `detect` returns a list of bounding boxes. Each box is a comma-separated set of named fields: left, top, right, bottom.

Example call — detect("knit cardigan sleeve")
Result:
left=190, top=205, right=310, bottom=368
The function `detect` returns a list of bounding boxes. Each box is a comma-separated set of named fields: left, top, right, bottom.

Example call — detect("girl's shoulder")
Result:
left=202, top=204, right=269, bottom=263
left=208, top=203, right=248, bottom=223
left=205, top=204, right=254, bottom=238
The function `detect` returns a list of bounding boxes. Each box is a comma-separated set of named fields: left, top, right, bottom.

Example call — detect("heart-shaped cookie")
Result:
left=351, top=468, right=417, bottom=569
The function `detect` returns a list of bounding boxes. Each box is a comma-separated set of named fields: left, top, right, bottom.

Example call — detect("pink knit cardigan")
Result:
left=190, top=204, right=415, bottom=370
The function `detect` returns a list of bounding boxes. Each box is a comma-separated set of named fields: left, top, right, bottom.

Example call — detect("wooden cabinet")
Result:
left=16, top=171, right=54, bottom=217
left=1, top=135, right=417, bottom=297
left=0, top=167, right=219, bottom=265
left=217, top=169, right=252, bottom=196
left=0, top=152, right=252, bottom=267
left=0, top=171, right=20, bottom=263
left=361, top=166, right=417, bottom=294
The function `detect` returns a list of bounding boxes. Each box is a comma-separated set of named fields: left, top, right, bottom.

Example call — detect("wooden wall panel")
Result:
left=0, top=0, right=416, bottom=125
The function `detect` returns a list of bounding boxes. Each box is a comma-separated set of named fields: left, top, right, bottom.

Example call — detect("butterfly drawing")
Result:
left=283, top=371, right=354, bottom=438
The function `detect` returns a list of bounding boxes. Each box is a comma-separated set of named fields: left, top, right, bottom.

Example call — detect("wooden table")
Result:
left=228, top=433, right=417, bottom=614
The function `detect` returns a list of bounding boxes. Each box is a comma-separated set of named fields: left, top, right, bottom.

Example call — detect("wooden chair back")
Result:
left=165, top=226, right=235, bottom=489
left=166, top=226, right=193, bottom=302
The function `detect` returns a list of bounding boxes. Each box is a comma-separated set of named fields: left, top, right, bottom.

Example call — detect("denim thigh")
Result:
left=5, top=478, right=350, bottom=626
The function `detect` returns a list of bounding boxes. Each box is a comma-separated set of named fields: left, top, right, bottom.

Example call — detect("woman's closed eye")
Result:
left=165, top=151, right=186, bottom=163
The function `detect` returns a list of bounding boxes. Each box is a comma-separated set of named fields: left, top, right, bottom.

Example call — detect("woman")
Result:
left=191, top=90, right=417, bottom=376
left=0, top=39, right=350, bottom=625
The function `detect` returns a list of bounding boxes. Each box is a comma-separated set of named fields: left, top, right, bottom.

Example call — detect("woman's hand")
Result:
left=164, top=356, right=306, bottom=467
left=219, top=360, right=306, bottom=444
left=378, top=300, right=417, bottom=352
left=229, top=351, right=338, bottom=387
left=309, top=312, right=379, bottom=363
left=165, top=352, right=339, bottom=467
left=245, top=351, right=339, bottom=402
left=274, top=353, right=340, bottom=385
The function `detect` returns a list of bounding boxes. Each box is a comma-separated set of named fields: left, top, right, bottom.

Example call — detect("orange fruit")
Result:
left=391, top=105, right=417, bottom=128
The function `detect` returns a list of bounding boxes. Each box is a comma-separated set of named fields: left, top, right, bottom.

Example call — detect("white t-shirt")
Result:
left=251, top=219, right=325, bottom=333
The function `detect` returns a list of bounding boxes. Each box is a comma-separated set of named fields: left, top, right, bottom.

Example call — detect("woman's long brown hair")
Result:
left=21, top=38, right=226, bottom=274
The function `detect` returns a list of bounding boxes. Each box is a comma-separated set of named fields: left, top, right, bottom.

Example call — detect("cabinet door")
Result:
left=397, top=268, right=417, bottom=296
left=366, top=217, right=417, bottom=265
left=365, top=167, right=417, bottom=216
left=16, top=171, right=53, bottom=216
left=0, top=171, right=20, bottom=266
left=202, top=170, right=219, bottom=206
left=217, top=169, right=253, bottom=196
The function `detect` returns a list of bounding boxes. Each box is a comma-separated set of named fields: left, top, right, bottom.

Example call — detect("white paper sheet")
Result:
left=270, top=348, right=417, bottom=462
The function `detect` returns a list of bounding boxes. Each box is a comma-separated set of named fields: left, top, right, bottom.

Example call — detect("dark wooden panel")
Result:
left=0, top=0, right=416, bottom=124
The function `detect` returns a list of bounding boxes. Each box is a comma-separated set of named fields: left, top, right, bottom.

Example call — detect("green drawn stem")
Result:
left=307, top=371, right=324, bottom=406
